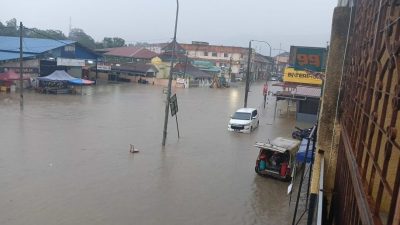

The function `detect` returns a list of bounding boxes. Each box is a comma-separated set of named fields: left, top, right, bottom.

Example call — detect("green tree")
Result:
left=25, top=28, right=67, bottom=40
left=0, top=18, right=18, bottom=36
left=68, top=28, right=96, bottom=49
left=112, top=37, right=125, bottom=47
left=102, top=37, right=126, bottom=48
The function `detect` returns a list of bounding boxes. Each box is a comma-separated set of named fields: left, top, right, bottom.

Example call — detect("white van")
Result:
left=228, top=108, right=259, bottom=133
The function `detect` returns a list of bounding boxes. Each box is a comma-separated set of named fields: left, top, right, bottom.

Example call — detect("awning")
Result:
left=0, top=70, right=30, bottom=81
left=37, top=70, right=76, bottom=81
left=68, top=78, right=95, bottom=85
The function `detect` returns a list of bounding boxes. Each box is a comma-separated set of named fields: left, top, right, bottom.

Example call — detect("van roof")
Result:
left=254, top=137, right=300, bottom=153
left=236, top=108, right=256, bottom=113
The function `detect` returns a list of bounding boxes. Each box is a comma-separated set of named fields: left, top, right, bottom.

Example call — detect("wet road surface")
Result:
left=0, top=82, right=304, bottom=225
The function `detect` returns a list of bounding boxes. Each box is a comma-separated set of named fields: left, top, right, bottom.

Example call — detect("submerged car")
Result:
left=228, top=108, right=259, bottom=133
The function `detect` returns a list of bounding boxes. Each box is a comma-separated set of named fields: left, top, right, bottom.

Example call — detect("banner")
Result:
left=283, top=67, right=322, bottom=85
left=97, top=65, right=111, bottom=71
left=57, top=58, right=85, bottom=67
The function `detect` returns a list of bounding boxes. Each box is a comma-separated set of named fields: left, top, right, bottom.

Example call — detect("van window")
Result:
left=232, top=112, right=251, bottom=120
left=252, top=110, right=257, bottom=117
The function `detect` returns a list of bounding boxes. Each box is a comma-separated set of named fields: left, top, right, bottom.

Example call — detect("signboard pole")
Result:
left=175, top=113, right=180, bottom=138
left=264, top=94, right=267, bottom=109
left=273, top=99, right=278, bottom=121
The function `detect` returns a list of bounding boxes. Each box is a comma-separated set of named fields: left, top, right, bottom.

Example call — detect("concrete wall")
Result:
left=310, top=6, right=351, bottom=214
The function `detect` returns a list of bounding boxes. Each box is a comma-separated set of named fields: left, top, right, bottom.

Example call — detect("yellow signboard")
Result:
left=283, top=67, right=322, bottom=85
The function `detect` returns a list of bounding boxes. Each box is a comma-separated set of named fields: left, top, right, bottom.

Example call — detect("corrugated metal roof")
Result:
left=0, top=36, right=75, bottom=54
left=172, top=62, right=212, bottom=79
left=111, top=64, right=159, bottom=74
left=0, top=51, right=35, bottom=61
left=293, top=86, right=321, bottom=97
left=272, top=83, right=321, bottom=98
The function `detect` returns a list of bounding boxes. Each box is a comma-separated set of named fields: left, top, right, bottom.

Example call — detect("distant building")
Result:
left=0, top=36, right=99, bottom=78
left=102, top=47, right=158, bottom=64
left=180, top=42, right=247, bottom=78
left=274, top=52, right=290, bottom=74
left=180, top=41, right=273, bottom=82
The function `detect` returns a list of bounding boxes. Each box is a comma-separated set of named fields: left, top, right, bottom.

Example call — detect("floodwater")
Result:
left=0, top=82, right=303, bottom=225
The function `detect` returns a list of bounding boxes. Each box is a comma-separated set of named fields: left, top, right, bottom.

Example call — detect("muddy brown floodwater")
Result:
left=0, top=82, right=305, bottom=225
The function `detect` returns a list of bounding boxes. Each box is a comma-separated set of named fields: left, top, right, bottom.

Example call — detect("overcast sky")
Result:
left=1, top=0, right=337, bottom=55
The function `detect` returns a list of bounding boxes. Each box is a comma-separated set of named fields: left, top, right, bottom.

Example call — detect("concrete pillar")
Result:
left=309, top=5, right=352, bottom=219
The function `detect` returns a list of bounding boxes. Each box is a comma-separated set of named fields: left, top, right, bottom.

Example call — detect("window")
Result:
left=252, top=110, right=258, bottom=117
left=64, top=45, right=75, bottom=52
left=224, top=53, right=229, bottom=58
left=232, top=112, right=251, bottom=120
left=212, top=52, right=217, bottom=57
left=204, top=52, right=208, bottom=56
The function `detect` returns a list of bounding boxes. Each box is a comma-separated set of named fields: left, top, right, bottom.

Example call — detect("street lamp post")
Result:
left=244, top=40, right=252, bottom=108
left=162, top=0, right=179, bottom=146
left=244, top=40, right=273, bottom=108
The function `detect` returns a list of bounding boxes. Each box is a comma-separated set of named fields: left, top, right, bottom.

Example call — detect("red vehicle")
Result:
left=254, top=137, right=300, bottom=181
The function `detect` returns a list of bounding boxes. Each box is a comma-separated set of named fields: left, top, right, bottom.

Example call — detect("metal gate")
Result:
left=334, top=0, right=400, bottom=224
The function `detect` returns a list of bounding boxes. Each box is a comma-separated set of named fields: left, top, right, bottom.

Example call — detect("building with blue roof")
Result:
left=0, top=36, right=100, bottom=78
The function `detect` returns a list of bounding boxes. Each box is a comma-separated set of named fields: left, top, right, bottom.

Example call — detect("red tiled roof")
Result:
left=104, top=47, right=158, bottom=59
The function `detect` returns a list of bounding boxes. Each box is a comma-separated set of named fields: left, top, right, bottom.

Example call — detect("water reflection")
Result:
left=0, top=83, right=298, bottom=225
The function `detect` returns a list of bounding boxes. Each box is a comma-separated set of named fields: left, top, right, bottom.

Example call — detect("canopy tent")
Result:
left=68, top=78, right=95, bottom=85
left=0, top=70, right=30, bottom=81
left=37, top=70, right=76, bottom=81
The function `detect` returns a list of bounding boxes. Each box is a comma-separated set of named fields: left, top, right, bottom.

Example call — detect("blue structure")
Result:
left=0, top=36, right=99, bottom=62
left=296, top=138, right=314, bottom=163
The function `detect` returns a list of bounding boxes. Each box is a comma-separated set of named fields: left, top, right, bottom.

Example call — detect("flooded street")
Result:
left=0, top=83, right=301, bottom=225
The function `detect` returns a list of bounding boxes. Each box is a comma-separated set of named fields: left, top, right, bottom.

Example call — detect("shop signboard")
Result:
left=170, top=94, right=178, bottom=116
left=0, top=67, right=39, bottom=74
left=57, top=58, right=85, bottom=67
left=97, top=65, right=111, bottom=71
left=290, top=46, right=327, bottom=72
left=283, top=67, right=322, bottom=85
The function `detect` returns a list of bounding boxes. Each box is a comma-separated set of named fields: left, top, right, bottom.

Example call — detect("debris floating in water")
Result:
left=129, top=144, right=139, bottom=153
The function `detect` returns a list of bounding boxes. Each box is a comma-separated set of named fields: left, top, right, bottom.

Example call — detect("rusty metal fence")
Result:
left=335, top=0, right=400, bottom=224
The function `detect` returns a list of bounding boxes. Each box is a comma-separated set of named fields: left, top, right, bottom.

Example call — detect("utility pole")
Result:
left=162, top=0, right=179, bottom=146
left=244, top=40, right=252, bottom=108
left=95, top=58, right=98, bottom=80
left=183, top=52, right=188, bottom=78
left=19, top=22, right=23, bottom=111
left=69, top=17, right=72, bottom=34
left=229, top=57, right=232, bottom=82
